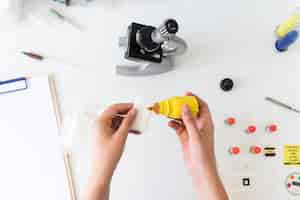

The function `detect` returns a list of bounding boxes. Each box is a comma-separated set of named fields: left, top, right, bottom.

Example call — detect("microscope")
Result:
left=117, top=19, right=188, bottom=76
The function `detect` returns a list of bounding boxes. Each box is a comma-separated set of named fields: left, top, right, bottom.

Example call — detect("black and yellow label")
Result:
left=264, top=147, right=276, bottom=157
left=284, top=145, right=300, bottom=166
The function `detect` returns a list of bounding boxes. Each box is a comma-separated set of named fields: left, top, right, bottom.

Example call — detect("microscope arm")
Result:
left=162, top=36, right=188, bottom=57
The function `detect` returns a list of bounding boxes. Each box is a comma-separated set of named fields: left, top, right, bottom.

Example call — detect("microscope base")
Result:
left=116, top=57, right=174, bottom=76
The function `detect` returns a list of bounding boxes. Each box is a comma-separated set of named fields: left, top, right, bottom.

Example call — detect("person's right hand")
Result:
left=168, top=92, right=217, bottom=186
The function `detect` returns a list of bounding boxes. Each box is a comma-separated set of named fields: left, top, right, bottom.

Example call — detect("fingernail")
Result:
left=129, top=108, right=137, bottom=116
left=182, top=104, right=190, bottom=115
left=186, top=91, right=193, bottom=96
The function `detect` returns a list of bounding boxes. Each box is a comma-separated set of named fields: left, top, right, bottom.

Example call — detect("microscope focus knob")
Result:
left=158, top=19, right=179, bottom=37
left=165, top=19, right=179, bottom=34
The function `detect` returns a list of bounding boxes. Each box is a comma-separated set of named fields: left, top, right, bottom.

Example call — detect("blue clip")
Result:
left=0, top=77, right=28, bottom=95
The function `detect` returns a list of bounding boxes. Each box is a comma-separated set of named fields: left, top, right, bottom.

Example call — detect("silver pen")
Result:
left=265, top=97, right=300, bottom=114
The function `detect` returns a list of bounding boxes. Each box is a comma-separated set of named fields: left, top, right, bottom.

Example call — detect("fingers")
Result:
left=117, top=108, right=137, bottom=138
left=101, top=103, right=133, bottom=121
left=168, top=120, right=184, bottom=134
left=185, top=91, right=213, bottom=132
left=181, top=104, right=199, bottom=138
left=168, top=120, right=188, bottom=146
left=185, top=92, right=210, bottom=116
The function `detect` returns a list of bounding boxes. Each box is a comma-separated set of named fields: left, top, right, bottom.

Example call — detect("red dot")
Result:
left=268, top=124, right=277, bottom=133
left=230, top=147, right=240, bottom=155
left=226, top=117, right=236, bottom=126
left=247, top=125, right=256, bottom=133
left=255, top=147, right=261, bottom=154
left=251, top=146, right=261, bottom=154
left=287, top=183, right=291, bottom=188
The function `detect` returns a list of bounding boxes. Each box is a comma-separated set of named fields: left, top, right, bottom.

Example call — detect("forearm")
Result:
left=84, top=179, right=111, bottom=200
left=193, top=167, right=228, bottom=200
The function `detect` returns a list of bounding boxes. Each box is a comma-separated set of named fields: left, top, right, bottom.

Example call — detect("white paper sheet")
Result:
left=0, top=76, right=70, bottom=200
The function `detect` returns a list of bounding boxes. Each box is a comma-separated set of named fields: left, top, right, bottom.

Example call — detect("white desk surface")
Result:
left=1, top=0, right=300, bottom=199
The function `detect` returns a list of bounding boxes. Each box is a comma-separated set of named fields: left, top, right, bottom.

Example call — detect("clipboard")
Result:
left=0, top=75, right=77, bottom=200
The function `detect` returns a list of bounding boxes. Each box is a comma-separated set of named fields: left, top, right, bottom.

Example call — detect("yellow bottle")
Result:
left=276, top=13, right=300, bottom=38
left=148, top=96, right=200, bottom=119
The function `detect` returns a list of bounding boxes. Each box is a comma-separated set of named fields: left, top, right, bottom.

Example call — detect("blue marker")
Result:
left=275, top=30, right=299, bottom=52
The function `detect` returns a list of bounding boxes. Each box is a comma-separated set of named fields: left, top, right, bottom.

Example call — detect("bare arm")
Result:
left=168, top=92, right=228, bottom=200
left=85, top=181, right=110, bottom=200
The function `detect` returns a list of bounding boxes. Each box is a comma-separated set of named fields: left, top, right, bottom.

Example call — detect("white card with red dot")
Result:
left=286, top=172, right=300, bottom=195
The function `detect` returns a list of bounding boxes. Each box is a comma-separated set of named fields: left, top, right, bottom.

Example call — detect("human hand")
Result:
left=89, top=103, right=137, bottom=188
left=168, top=92, right=217, bottom=186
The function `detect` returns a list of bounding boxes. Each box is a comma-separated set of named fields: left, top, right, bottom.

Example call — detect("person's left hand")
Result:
left=88, top=103, right=137, bottom=188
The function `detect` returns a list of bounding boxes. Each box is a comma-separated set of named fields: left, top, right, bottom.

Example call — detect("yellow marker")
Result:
left=148, top=96, right=200, bottom=119
left=276, top=13, right=300, bottom=38
left=283, top=145, right=300, bottom=166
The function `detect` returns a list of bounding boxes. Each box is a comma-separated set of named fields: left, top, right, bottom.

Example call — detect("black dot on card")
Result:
left=242, top=178, right=250, bottom=186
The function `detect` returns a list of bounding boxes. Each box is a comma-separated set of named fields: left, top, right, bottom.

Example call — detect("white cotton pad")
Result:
left=131, top=97, right=151, bottom=133
left=78, top=99, right=151, bottom=135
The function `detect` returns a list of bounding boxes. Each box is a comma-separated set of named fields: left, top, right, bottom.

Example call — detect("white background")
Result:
left=0, top=0, right=300, bottom=199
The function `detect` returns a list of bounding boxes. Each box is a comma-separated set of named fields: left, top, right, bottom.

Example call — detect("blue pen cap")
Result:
left=275, top=30, right=299, bottom=52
